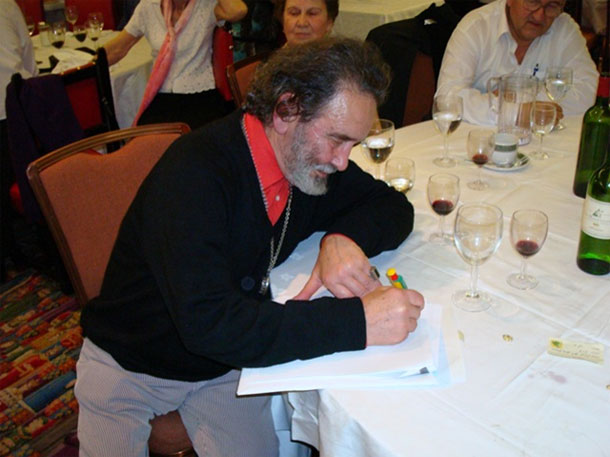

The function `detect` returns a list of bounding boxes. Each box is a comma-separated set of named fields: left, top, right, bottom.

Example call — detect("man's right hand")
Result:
left=361, top=286, right=425, bottom=346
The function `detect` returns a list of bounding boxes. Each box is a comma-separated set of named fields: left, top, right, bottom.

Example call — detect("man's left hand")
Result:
left=293, top=234, right=380, bottom=300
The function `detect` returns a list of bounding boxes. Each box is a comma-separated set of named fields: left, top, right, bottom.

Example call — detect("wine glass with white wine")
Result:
left=432, top=94, right=463, bottom=168
left=361, top=119, right=395, bottom=180
left=544, top=66, right=572, bottom=130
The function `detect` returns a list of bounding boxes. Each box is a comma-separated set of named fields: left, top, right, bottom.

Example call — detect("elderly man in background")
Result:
left=75, top=37, right=424, bottom=457
left=436, top=0, right=598, bottom=125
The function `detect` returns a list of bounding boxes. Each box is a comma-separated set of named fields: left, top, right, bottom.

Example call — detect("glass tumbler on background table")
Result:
left=86, top=19, right=102, bottom=49
left=385, top=157, right=415, bottom=194
left=361, top=119, right=395, bottom=180
left=73, top=25, right=87, bottom=44
left=453, top=203, right=503, bottom=312
left=427, top=173, right=460, bottom=244
left=432, top=94, right=463, bottom=168
left=507, top=209, right=548, bottom=290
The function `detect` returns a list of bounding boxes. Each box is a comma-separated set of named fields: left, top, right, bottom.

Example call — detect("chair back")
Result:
left=62, top=48, right=119, bottom=137
left=26, top=123, right=190, bottom=305
left=64, top=0, right=117, bottom=29
left=213, top=25, right=235, bottom=102
left=226, top=52, right=268, bottom=107
left=5, top=48, right=119, bottom=223
left=16, top=0, right=44, bottom=25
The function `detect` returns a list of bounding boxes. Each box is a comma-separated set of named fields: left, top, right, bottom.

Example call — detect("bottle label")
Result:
left=581, top=196, right=610, bottom=240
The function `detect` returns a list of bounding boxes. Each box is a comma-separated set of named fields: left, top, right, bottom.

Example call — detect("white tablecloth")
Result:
left=34, top=31, right=153, bottom=128
left=333, top=0, right=444, bottom=40
left=272, top=116, right=610, bottom=457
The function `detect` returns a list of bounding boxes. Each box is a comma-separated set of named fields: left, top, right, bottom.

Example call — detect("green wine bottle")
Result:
left=573, top=75, right=610, bottom=198
left=576, top=148, right=610, bottom=275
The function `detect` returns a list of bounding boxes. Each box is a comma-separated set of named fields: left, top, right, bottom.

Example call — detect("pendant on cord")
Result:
left=260, top=276, right=270, bottom=295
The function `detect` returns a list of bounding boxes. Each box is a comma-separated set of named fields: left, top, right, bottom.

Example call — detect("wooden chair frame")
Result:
left=26, top=123, right=190, bottom=305
left=226, top=52, right=270, bottom=107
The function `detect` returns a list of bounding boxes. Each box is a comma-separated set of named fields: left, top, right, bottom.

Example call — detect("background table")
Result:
left=273, top=116, right=610, bottom=456
left=34, top=31, right=152, bottom=128
left=333, top=0, right=444, bottom=40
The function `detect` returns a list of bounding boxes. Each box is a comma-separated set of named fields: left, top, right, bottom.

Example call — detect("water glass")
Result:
left=385, top=157, right=415, bottom=194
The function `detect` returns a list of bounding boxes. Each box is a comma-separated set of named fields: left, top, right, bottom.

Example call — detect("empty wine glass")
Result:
left=385, top=157, right=415, bottom=194
left=49, top=22, right=66, bottom=49
left=86, top=19, right=101, bottom=49
left=466, top=129, right=494, bottom=190
left=507, top=209, right=548, bottom=290
left=88, top=12, right=104, bottom=30
left=427, top=173, right=460, bottom=244
left=432, top=94, right=463, bottom=168
left=453, top=203, right=503, bottom=312
left=544, top=66, right=572, bottom=130
left=361, top=119, right=395, bottom=180
left=530, top=102, right=556, bottom=160
left=65, top=5, right=78, bottom=31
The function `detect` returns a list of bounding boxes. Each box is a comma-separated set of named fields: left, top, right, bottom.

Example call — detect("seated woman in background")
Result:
left=104, top=0, right=247, bottom=129
left=275, top=0, right=338, bottom=46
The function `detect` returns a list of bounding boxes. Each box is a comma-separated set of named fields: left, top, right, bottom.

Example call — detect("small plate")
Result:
left=483, top=152, right=530, bottom=172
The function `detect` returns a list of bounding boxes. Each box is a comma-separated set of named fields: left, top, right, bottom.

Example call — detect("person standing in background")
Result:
left=104, top=0, right=247, bottom=129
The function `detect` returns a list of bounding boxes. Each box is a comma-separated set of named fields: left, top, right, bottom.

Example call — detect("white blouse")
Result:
left=125, top=0, right=219, bottom=94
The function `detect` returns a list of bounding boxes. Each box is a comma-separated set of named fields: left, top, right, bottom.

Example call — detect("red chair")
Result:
left=15, top=0, right=44, bottom=25
left=64, top=0, right=117, bottom=30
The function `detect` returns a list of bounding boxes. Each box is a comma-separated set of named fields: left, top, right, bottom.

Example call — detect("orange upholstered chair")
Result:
left=26, top=123, right=197, bottom=457
left=226, top=52, right=269, bottom=107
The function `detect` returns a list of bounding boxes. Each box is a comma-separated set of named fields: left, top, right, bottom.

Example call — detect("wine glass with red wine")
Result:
left=466, top=129, right=494, bottom=190
left=361, top=119, right=395, bottom=180
left=427, top=173, right=460, bottom=244
left=49, top=22, right=66, bottom=49
left=507, top=209, right=548, bottom=290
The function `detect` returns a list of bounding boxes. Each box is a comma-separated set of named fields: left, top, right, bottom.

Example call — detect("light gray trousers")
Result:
left=75, top=338, right=279, bottom=457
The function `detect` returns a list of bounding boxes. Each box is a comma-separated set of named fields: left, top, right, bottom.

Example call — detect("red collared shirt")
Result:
left=243, top=113, right=291, bottom=225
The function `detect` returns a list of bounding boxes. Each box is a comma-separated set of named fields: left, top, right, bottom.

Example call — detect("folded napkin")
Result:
left=51, top=49, right=94, bottom=74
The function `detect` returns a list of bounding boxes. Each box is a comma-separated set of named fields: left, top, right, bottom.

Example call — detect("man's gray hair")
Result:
left=244, top=37, right=391, bottom=125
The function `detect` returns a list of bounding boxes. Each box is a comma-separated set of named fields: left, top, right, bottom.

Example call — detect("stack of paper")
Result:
left=237, top=274, right=464, bottom=396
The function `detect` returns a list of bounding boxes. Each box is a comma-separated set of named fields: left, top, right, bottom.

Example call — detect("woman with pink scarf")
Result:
left=104, top=0, right=247, bottom=129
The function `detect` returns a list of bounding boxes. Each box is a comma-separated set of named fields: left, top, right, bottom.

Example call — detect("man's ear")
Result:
left=272, top=93, right=299, bottom=135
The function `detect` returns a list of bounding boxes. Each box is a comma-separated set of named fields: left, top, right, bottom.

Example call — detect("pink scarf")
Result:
left=132, top=0, right=195, bottom=126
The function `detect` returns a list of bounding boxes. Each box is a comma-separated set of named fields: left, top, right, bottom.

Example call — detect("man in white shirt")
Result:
left=436, top=0, right=598, bottom=125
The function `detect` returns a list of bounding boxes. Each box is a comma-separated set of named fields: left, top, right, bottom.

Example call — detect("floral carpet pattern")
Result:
left=0, top=270, right=81, bottom=457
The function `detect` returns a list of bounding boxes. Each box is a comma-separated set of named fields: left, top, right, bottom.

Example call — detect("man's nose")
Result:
left=330, top=147, right=350, bottom=171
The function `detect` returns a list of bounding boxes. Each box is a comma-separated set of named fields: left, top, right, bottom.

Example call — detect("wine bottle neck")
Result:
left=596, top=76, right=610, bottom=99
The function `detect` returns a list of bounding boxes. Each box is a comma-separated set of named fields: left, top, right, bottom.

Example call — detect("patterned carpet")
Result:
left=0, top=270, right=81, bottom=457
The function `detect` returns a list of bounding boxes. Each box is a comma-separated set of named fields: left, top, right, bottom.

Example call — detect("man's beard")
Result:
left=283, top=123, right=337, bottom=196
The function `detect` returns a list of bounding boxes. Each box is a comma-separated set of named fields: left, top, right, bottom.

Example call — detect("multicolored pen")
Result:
left=386, top=268, right=407, bottom=289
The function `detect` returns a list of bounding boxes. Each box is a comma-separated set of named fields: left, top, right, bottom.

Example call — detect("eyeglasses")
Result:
left=522, top=0, right=565, bottom=17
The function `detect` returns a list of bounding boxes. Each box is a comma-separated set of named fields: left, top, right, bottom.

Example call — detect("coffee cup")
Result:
left=492, top=132, right=518, bottom=167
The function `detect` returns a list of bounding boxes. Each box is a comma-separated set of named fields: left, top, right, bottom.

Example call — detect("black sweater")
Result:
left=81, top=110, right=415, bottom=381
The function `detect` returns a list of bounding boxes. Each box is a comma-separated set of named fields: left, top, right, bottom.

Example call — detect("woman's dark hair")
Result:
left=244, top=37, right=390, bottom=125
left=274, top=0, right=339, bottom=22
